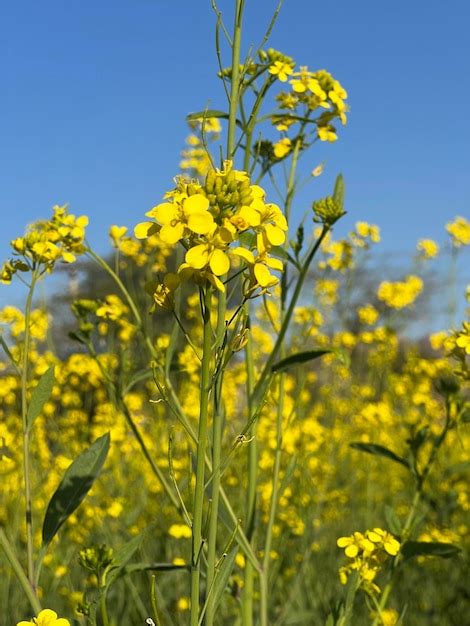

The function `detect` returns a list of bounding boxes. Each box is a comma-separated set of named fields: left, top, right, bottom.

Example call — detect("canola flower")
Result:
left=337, top=529, right=400, bottom=594
left=1, top=205, right=88, bottom=284
left=377, top=275, right=423, bottom=309
left=134, top=161, right=287, bottom=298
left=17, top=609, right=70, bottom=626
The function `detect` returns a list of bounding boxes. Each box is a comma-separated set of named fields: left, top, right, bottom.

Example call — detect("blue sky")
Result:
left=1, top=0, right=469, bottom=312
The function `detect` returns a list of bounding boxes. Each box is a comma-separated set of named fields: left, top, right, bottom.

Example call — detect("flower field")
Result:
left=1, top=2, right=469, bottom=625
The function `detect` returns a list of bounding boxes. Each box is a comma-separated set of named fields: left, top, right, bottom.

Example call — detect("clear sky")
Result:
left=1, top=0, right=469, bottom=309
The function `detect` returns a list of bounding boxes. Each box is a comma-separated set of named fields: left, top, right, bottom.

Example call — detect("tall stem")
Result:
left=190, top=287, right=213, bottom=626
left=241, top=312, right=256, bottom=625
left=205, top=288, right=227, bottom=626
left=21, top=270, right=39, bottom=588
left=227, top=0, right=244, bottom=159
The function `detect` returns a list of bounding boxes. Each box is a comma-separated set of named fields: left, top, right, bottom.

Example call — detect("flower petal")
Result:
left=209, top=249, right=230, bottom=276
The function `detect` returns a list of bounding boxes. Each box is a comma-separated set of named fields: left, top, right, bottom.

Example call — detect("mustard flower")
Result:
left=317, top=125, right=338, bottom=142
left=17, top=609, right=71, bottom=626
left=417, top=238, right=439, bottom=258
left=135, top=193, right=215, bottom=244
left=446, top=216, right=470, bottom=247
left=273, top=137, right=292, bottom=159
left=268, top=60, right=294, bottom=82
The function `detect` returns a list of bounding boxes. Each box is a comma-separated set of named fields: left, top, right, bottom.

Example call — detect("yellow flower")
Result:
left=417, top=238, right=439, bottom=258
left=268, top=60, right=294, bottom=82
left=357, top=305, right=379, bottom=325
left=109, top=225, right=128, bottom=247
left=135, top=194, right=214, bottom=244
left=446, top=216, right=470, bottom=247
left=273, top=137, right=292, bottom=159
left=17, top=609, right=71, bottom=626
left=231, top=247, right=283, bottom=291
left=168, top=523, right=192, bottom=539
left=317, top=125, right=337, bottom=142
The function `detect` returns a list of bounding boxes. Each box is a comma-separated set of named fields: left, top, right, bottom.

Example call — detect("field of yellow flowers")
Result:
left=1, top=3, right=469, bottom=626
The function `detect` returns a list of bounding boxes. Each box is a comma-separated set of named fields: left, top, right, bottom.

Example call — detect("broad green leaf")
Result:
left=401, top=541, right=461, bottom=560
left=333, top=174, right=345, bottom=209
left=26, top=366, right=55, bottom=431
left=350, top=442, right=411, bottom=471
left=272, top=350, right=330, bottom=373
left=42, top=433, right=110, bottom=546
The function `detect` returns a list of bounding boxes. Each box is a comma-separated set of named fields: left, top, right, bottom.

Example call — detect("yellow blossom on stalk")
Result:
left=317, top=125, right=338, bottom=142
left=273, top=137, right=292, bottom=159
left=168, top=523, right=192, bottom=539
left=135, top=193, right=214, bottom=244
left=231, top=247, right=283, bottom=292
left=17, top=609, right=70, bottom=626
left=357, top=304, right=379, bottom=325
left=1, top=205, right=88, bottom=283
left=109, top=225, right=128, bottom=248
left=377, top=275, right=423, bottom=309
left=337, top=529, right=400, bottom=594
left=417, top=238, right=439, bottom=258
left=177, top=597, right=190, bottom=611
left=446, top=216, right=470, bottom=247
left=268, top=60, right=294, bottom=82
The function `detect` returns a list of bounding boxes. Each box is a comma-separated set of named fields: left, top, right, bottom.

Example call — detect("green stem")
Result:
left=21, top=270, right=39, bottom=588
left=241, top=311, right=256, bottom=626
left=205, top=285, right=228, bottom=626
left=259, top=138, right=300, bottom=626
left=0, top=528, right=42, bottom=614
left=190, top=287, right=214, bottom=626
left=250, top=224, right=329, bottom=413
left=226, top=0, right=244, bottom=159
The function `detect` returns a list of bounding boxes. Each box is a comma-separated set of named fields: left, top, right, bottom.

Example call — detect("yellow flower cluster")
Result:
left=337, top=528, right=400, bottom=594
left=1, top=205, right=88, bottom=284
left=377, top=275, right=423, bottom=309
left=417, top=238, right=439, bottom=259
left=272, top=60, right=348, bottom=141
left=446, top=216, right=470, bottom=247
left=134, top=161, right=286, bottom=303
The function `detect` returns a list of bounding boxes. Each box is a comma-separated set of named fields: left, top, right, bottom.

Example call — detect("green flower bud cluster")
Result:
left=202, top=168, right=253, bottom=215
left=312, top=196, right=345, bottom=226
left=78, top=544, right=114, bottom=576
left=259, top=47, right=294, bottom=67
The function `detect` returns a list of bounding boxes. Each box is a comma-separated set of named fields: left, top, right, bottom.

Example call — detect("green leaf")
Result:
left=42, top=433, right=110, bottom=547
left=26, top=367, right=55, bottom=431
left=105, top=532, right=145, bottom=589
left=401, top=541, right=461, bottom=560
left=212, top=547, right=237, bottom=615
left=384, top=505, right=402, bottom=536
left=333, top=174, right=345, bottom=210
left=272, top=350, right=330, bottom=373
left=350, top=442, right=411, bottom=471
left=186, top=110, right=229, bottom=122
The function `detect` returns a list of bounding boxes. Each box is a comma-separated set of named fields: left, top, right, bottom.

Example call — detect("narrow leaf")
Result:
left=187, top=110, right=229, bottom=122
left=272, top=350, right=329, bottom=373
left=333, top=174, right=345, bottom=209
left=401, top=541, right=461, bottom=560
left=350, top=442, right=411, bottom=470
left=212, top=547, right=237, bottom=615
left=42, top=433, right=110, bottom=546
left=26, top=366, right=55, bottom=431
left=106, top=532, right=145, bottom=588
